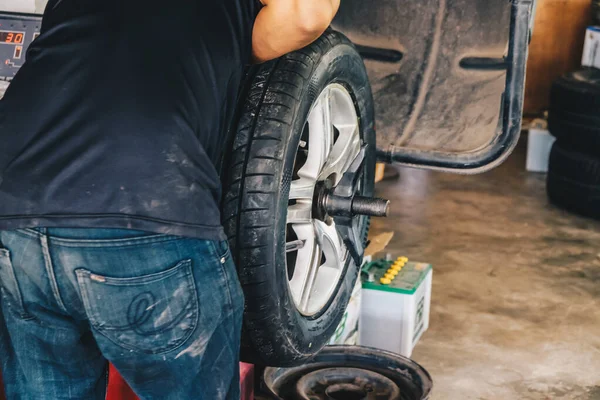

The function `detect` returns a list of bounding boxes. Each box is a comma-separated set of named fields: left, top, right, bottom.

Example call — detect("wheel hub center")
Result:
left=312, top=178, right=335, bottom=224
left=312, top=174, right=390, bottom=224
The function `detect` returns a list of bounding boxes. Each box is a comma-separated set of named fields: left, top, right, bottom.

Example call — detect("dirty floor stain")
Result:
left=371, top=140, right=600, bottom=400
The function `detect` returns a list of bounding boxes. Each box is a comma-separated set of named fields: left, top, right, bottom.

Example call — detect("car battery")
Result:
left=359, top=258, right=432, bottom=358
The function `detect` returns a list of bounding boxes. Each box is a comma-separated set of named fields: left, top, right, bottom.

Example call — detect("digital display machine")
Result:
left=0, top=13, right=41, bottom=81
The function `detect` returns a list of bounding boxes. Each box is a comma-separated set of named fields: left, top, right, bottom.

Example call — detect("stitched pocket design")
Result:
left=76, top=259, right=198, bottom=354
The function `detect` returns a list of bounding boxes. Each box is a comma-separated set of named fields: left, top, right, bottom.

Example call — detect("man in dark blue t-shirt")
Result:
left=0, top=0, right=339, bottom=398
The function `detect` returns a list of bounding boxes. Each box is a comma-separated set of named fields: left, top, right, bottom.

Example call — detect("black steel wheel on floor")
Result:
left=547, top=141, right=600, bottom=219
left=548, top=68, right=600, bottom=151
left=263, top=346, right=433, bottom=400
left=221, top=30, right=376, bottom=366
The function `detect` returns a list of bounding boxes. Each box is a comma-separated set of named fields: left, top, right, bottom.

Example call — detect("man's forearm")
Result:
left=252, top=0, right=340, bottom=63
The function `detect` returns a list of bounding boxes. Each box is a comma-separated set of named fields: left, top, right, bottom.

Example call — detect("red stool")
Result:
left=0, top=366, right=137, bottom=400
left=0, top=364, right=253, bottom=400
left=107, top=365, right=138, bottom=400
left=107, top=363, right=254, bottom=400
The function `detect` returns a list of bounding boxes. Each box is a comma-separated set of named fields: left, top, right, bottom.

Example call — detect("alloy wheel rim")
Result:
left=286, top=83, right=362, bottom=317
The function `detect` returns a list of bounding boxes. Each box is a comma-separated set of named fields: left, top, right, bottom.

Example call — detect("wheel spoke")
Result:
left=297, top=89, right=334, bottom=182
left=299, top=247, right=322, bottom=312
left=315, top=220, right=346, bottom=269
left=288, top=223, right=319, bottom=312
left=297, top=221, right=347, bottom=315
left=287, top=201, right=312, bottom=224
left=320, top=125, right=361, bottom=184
left=289, top=178, right=315, bottom=200
left=306, top=265, right=340, bottom=314
left=320, top=87, right=361, bottom=184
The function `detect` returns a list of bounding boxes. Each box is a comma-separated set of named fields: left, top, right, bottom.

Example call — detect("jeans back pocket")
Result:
left=76, top=259, right=199, bottom=354
left=0, top=248, right=30, bottom=319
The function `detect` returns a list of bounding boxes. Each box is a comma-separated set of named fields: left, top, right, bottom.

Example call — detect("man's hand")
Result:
left=252, top=0, right=340, bottom=63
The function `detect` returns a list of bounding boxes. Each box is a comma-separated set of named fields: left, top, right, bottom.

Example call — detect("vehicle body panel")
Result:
left=334, top=0, right=535, bottom=172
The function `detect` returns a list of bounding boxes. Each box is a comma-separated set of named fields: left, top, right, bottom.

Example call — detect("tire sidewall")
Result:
left=549, top=69, right=600, bottom=152
left=547, top=141, right=600, bottom=219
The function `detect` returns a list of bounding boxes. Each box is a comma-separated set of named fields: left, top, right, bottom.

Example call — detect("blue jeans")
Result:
left=0, top=228, right=244, bottom=400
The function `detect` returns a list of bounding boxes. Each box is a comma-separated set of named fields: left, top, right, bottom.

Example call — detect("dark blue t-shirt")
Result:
left=0, top=0, right=260, bottom=239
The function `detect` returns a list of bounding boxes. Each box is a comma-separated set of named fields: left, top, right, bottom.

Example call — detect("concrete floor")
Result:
left=370, top=140, right=600, bottom=400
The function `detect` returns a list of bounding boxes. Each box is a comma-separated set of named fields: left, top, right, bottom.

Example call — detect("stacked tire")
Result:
left=547, top=67, right=600, bottom=219
left=593, top=0, right=600, bottom=26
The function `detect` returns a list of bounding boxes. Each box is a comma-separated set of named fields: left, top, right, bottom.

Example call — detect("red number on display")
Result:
left=3, top=33, right=23, bottom=44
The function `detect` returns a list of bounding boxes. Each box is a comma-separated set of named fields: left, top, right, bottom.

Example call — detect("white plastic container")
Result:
left=1, top=0, right=37, bottom=14
left=527, top=119, right=555, bottom=173
left=359, top=260, right=432, bottom=358
left=582, top=26, right=600, bottom=69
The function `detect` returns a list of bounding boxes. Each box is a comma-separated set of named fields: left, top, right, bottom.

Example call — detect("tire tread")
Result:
left=221, top=30, right=374, bottom=366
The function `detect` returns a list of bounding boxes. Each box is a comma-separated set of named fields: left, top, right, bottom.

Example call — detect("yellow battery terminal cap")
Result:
left=388, top=269, right=398, bottom=276
left=392, top=264, right=403, bottom=270
left=380, top=277, right=392, bottom=285
left=384, top=273, right=395, bottom=280
left=400, top=256, right=409, bottom=263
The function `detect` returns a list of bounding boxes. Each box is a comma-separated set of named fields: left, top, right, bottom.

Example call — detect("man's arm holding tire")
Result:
left=252, top=0, right=340, bottom=63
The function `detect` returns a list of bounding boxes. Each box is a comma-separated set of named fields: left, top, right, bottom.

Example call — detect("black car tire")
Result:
left=547, top=141, right=600, bottom=219
left=548, top=68, right=600, bottom=151
left=221, top=30, right=375, bottom=366
left=593, top=0, right=600, bottom=26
